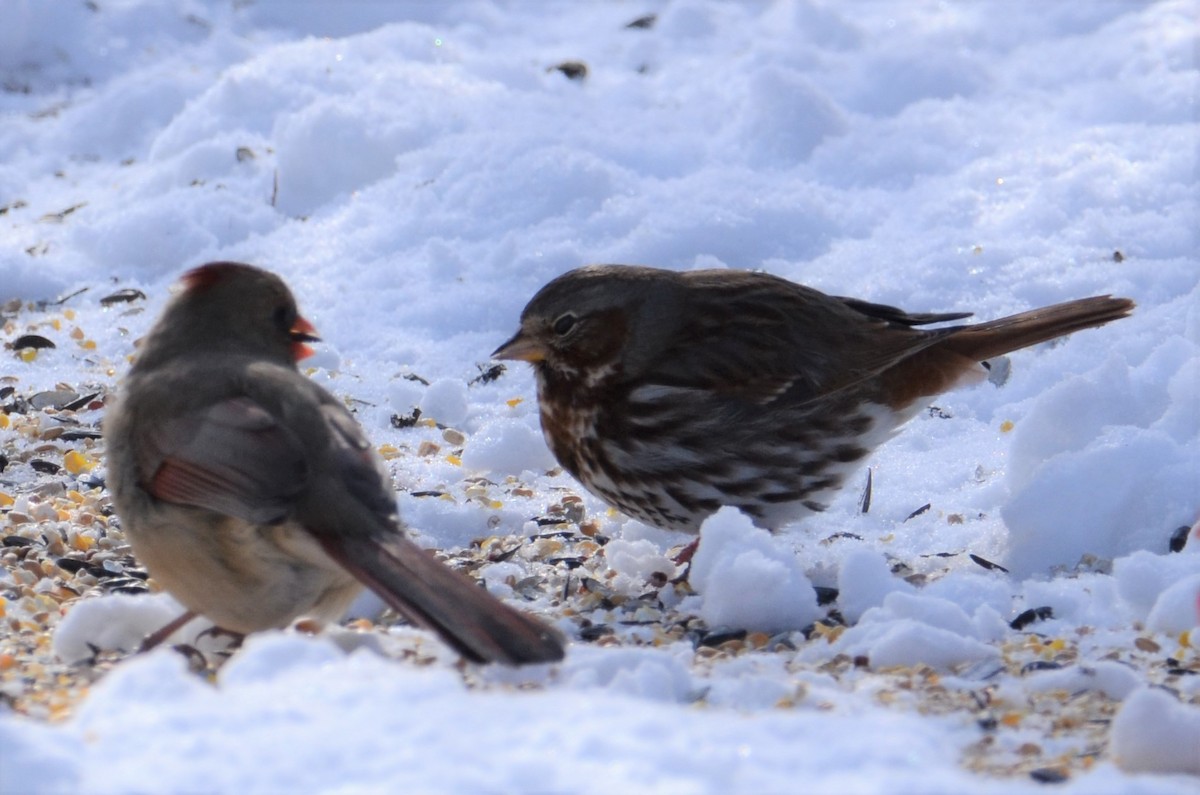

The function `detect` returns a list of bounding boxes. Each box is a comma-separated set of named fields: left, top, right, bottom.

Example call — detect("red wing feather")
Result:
left=143, top=397, right=307, bottom=524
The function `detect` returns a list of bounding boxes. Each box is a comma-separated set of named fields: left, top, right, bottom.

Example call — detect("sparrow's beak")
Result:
left=492, top=330, right=546, bottom=363
left=290, top=316, right=320, bottom=361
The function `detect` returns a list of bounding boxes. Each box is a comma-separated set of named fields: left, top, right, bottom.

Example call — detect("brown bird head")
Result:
left=135, top=262, right=320, bottom=371
left=492, top=265, right=686, bottom=384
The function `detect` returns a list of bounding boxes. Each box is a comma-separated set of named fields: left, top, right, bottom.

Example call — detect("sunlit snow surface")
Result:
left=1, top=1, right=1197, bottom=792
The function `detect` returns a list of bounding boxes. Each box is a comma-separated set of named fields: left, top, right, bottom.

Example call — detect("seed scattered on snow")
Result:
left=0, top=299, right=1187, bottom=785
left=98, top=289, right=146, bottom=306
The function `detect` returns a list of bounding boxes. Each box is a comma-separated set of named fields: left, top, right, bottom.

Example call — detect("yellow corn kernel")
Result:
left=0, top=491, right=13, bottom=507
left=19, top=349, right=37, bottom=362
left=505, top=397, right=523, bottom=408
left=445, top=454, right=461, bottom=466
left=63, top=450, right=96, bottom=474
left=80, top=339, right=96, bottom=350
left=1000, top=420, right=1015, bottom=433
left=72, top=534, right=95, bottom=551
left=810, top=622, right=844, bottom=643
left=50, top=318, right=61, bottom=331
left=64, top=308, right=76, bottom=320
left=0, top=414, right=9, bottom=430
left=377, top=444, right=401, bottom=460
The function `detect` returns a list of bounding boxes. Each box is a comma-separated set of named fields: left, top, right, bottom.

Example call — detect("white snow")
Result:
left=51, top=592, right=191, bottom=664
left=2, top=0, right=1199, bottom=792
left=1111, top=687, right=1200, bottom=776
left=1147, top=573, right=1200, bottom=634
left=688, top=507, right=820, bottom=632
left=460, top=415, right=556, bottom=475
left=836, top=548, right=916, bottom=624
left=418, top=378, right=471, bottom=428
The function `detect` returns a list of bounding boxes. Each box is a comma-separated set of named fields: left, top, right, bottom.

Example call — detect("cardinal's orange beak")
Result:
left=290, top=316, right=320, bottom=361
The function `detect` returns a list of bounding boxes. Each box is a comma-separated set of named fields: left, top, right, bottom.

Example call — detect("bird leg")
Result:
left=670, top=538, right=701, bottom=584
left=137, top=609, right=198, bottom=652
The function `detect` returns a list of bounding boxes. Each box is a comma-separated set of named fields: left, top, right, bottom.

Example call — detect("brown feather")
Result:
left=313, top=530, right=564, bottom=665
left=940, top=295, right=1135, bottom=362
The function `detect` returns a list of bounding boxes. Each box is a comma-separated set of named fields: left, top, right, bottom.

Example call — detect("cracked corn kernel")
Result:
left=0, top=414, right=9, bottom=429
left=445, top=454, right=461, bottom=466
left=1000, top=420, right=1014, bottom=432
left=63, top=450, right=96, bottom=474
left=0, top=491, right=13, bottom=507
left=505, top=397, right=523, bottom=408
left=19, top=349, right=37, bottom=362
left=377, top=444, right=401, bottom=460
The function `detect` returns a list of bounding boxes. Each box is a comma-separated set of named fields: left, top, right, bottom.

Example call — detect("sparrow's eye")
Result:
left=553, top=313, right=577, bottom=335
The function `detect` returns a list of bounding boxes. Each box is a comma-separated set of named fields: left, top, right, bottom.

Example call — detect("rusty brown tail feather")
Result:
left=881, top=295, right=1134, bottom=408
left=945, top=295, right=1135, bottom=362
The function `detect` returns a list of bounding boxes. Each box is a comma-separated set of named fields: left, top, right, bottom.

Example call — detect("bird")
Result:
left=493, top=264, right=1134, bottom=533
left=105, top=262, right=564, bottom=665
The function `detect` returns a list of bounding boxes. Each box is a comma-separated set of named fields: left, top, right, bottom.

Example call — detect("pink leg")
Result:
left=138, top=610, right=197, bottom=652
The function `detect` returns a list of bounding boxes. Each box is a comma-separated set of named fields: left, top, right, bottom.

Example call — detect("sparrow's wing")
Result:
left=646, top=280, right=966, bottom=407
left=143, top=396, right=307, bottom=524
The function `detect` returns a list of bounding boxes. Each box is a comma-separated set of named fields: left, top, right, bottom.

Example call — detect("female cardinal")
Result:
left=105, top=262, right=563, bottom=665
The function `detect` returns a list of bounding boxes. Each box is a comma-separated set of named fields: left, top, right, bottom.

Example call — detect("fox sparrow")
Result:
left=493, top=265, right=1134, bottom=531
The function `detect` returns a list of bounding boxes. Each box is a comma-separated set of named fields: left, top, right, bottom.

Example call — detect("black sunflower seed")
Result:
left=12, top=334, right=56, bottom=351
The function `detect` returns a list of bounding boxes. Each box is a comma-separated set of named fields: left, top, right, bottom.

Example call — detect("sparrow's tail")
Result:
left=945, top=295, right=1134, bottom=362
left=879, top=295, right=1134, bottom=408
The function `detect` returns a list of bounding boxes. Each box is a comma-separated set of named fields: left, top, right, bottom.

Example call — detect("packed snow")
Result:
left=1, top=1, right=1198, bottom=793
